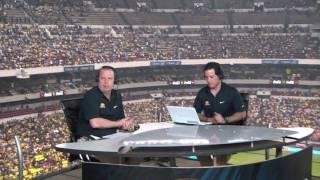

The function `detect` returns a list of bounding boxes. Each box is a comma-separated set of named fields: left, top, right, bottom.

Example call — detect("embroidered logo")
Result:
left=204, top=101, right=210, bottom=106
left=219, top=101, right=225, bottom=104
left=100, top=103, right=106, bottom=108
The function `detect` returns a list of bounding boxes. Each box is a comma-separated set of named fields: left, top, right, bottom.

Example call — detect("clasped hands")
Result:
left=119, top=117, right=135, bottom=131
left=205, top=112, right=226, bottom=124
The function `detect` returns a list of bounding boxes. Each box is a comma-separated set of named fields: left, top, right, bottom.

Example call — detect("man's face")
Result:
left=98, top=69, right=114, bottom=95
left=204, top=69, right=221, bottom=89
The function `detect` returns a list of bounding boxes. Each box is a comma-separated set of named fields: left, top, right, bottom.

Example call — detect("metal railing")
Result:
left=14, top=136, right=24, bottom=180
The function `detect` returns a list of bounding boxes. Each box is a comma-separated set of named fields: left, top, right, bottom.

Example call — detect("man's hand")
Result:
left=120, top=117, right=134, bottom=130
left=199, top=114, right=216, bottom=124
left=213, top=112, right=225, bottom=124
left=207, top=117, right=217, bottom=124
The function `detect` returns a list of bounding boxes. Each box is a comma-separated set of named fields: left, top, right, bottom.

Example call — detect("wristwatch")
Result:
left=224, top=117, right=229, bottom=124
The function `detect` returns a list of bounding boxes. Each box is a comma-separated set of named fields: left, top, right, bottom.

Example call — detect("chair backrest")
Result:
left=239, top=92, right=249, bottom=126
left=61, top=98, right=82, bottom=142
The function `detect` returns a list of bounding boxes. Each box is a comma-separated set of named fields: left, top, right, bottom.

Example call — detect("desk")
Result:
left=56, top=123, right=313, bottom=158
left=56, top=124, right=314, bottom=180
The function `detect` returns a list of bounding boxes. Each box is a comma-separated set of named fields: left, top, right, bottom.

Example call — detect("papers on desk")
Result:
left=133, top=122, right=173, bottom=134
left=102, top=122, right=173, bottom=139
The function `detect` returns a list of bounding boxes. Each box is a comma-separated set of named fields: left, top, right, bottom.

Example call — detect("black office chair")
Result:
left=61, top=98, right=82, bottom=143
left=226, top=92, right=249, bottom=126
left=61, top=98, right=94, bottom=162
left=239, top=92, right=249, bottom=126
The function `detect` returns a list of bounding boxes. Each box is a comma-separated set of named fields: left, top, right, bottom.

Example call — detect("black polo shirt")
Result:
left=194, top=82, right=246, bottom=125
left=78, top=86, right=125, bottom=137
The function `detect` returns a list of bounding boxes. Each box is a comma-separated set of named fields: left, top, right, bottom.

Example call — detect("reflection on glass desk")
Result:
left=121, top=125, right=297, bottom=148
left=56, top=123, right=313, bottom=158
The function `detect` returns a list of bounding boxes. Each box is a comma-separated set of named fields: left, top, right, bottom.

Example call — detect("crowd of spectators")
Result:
left=127, top=94, right=320, bottom=142
left=0, top=0, right=318, bottom=178
left=183, top=25, right=312, bottom=35
left=1, top=0, right=318, bottom=26
left=0, top=25, right=319, bottom=70
left=125, top=95, right=320, bottom=142
left=3, top=0, right=318, bottom=25
left=12, top=0, right=318, bottom=12
left=124, top=95, right=320, bottom=144
left=27, top=6, right=69, bottom=25
left=0, top=112, right=71, bottom=179
left=0, top=103, right=59, bottom=119
left=206, top=0, right=317, bottom=9
left=1, top=90, right=320, bottom=179
left=0, top=87, right=319, bottom=119
left=247, top=96, right=320, bottom=141
left=1, top=61, right=319, bottom=101
left=48, top=0, right=319, bottom=9
left=259, top=0, right=317, bottom=8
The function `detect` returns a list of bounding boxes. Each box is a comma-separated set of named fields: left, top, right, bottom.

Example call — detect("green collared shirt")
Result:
left=194, top=82, right=246, bottom=125
left=78, top=86, right=125, bottom=137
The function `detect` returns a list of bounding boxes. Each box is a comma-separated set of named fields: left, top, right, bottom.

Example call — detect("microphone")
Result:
left=133, top=124, right=140, bottom=131
left=127, top=124, right=140, bottom=132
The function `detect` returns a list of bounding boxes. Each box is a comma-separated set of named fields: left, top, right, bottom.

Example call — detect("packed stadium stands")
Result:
left=0, top=64, right=319, bottom=111
left=1, top=93, right=319, bottom=179
left=0, top=25, right=319, bottom=70
left=0, top=0, right=319, bottom=179
left=0, top=112, right=71, bottom=179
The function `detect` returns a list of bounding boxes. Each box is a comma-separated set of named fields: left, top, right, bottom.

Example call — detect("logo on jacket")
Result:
left=100, top=103, right=106, bottom=108
left=204, top=101, right=210, bottom=106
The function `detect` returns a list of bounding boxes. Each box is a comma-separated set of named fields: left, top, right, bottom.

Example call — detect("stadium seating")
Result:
left=0, top=0, right=319, bottom=178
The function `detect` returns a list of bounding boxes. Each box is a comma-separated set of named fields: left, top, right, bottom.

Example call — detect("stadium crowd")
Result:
left=1, top=91, right=320, bottom=179
left=124, top=94, right=320, bottom=142
left=4, top=0, right=318, bottom=23
left=0, top=112, right=70, bottom=179
left=90, top=0, right=317, bottom=9
left=0, top=104, right=59, bottom=119
left=254, top=95, right=320, bottom=150
left=247, top=96, right=320, bottom=141
left=1, top=62, right=319, bottom=101
left=0, top=0, right=319, bottom=178
left=0, top=25, right=319, bottom=70
left=17, top=0, right=319, bottom=9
